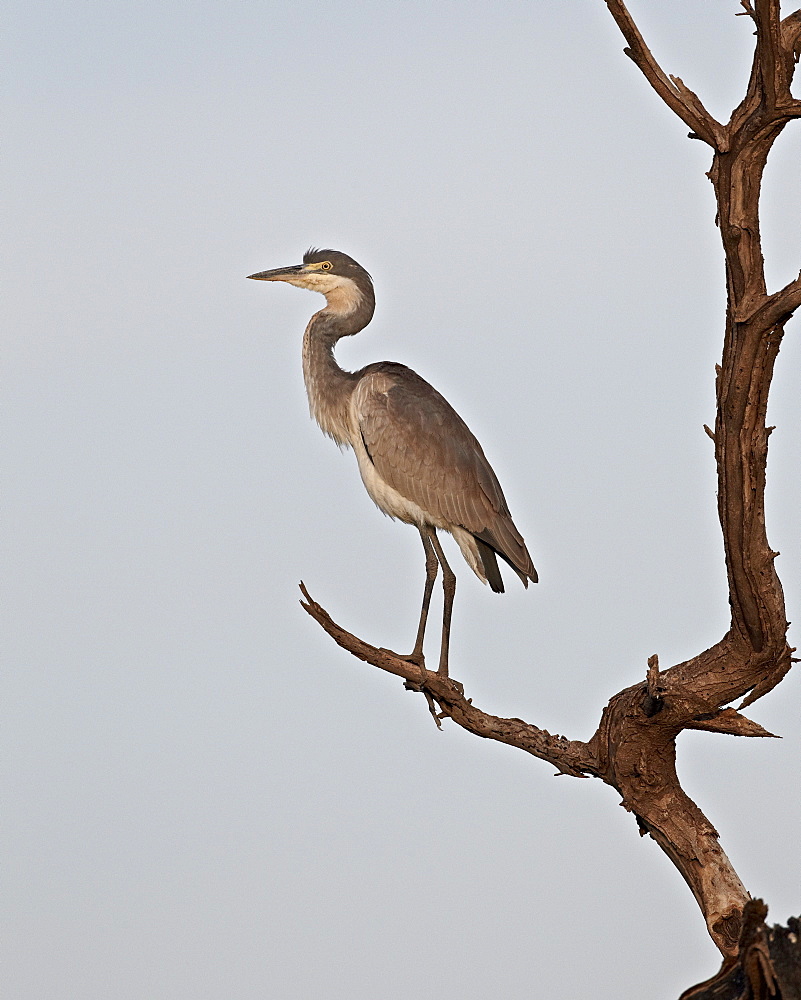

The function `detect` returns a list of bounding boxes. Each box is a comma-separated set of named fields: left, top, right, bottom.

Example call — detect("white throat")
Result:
left=287, top=272, right=363, bottom=317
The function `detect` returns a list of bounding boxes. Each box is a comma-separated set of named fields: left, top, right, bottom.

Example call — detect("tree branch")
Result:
left=299, top=583, right=596, bottom=778
left=683, top=707, right=777, bottom=737
left=604, top=0, right=727, bottom=148
left=755, top=0, right=784, bottom=108
left=301, top=581, right=758, bottom=954
left=782, top=9, right=801, bottom=66
left=737, top=271, right=801, bottom=327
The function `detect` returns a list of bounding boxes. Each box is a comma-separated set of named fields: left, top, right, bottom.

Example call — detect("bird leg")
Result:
left=384, top=527, right=438, bottom=667
left=427, top=529, right=456, bottom=677
left=408, top=527, right=439, bottom=664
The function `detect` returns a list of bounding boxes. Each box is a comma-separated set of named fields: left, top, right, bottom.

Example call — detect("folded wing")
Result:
left=353, top=362, right=537, bottom=589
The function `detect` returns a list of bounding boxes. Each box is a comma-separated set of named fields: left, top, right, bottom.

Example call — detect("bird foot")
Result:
left=379, top=649, right=445, bottom=730
left=397, top=680, right=443, bottom=730
left=380, top=647, right=426, bottom=668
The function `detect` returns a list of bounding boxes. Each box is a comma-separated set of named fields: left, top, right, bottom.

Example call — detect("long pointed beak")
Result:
left=246, top=264, right=304, bottom=281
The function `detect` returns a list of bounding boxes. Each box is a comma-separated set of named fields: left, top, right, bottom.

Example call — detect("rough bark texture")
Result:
left=298, top=0, right=800, bottom=987
left=679, top=904, right=801, bottom=1000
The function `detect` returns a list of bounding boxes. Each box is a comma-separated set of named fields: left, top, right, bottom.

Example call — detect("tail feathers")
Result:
left=498, top=550, right=535, bottom=588
left=475, top=539, right=505, bottom=593
left=475, top=524, right=538, bottom=587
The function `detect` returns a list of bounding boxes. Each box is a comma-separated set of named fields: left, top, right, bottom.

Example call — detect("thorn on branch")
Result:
left=646, top=654, right=660, bottom=697
left=703, top=423, right=716, bottom=442
left=642, top=654, right=664, bottom=717
left=685, top=707, right=778, bottom=738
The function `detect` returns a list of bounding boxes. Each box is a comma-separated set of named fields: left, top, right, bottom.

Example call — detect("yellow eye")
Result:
left=321, top=261, right=332, bottom=270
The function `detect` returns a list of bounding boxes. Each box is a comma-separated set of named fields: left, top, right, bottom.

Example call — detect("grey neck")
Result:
left=302, top=312, right=360, bottom=447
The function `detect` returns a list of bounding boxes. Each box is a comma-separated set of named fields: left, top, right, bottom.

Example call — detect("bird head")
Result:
left=247, top=248, right=374, bottom=320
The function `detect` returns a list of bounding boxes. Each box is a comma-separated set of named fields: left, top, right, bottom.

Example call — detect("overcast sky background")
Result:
left=5, top=2, right=800, bottom=998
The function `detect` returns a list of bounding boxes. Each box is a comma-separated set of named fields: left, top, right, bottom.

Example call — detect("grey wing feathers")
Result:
left=355, top=363, right=537, bottom=585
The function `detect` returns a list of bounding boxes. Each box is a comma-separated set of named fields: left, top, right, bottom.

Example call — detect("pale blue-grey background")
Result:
left=4, top=2, right=800, bottom=997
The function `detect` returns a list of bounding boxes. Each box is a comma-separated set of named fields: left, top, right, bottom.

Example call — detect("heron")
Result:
left=248, top=249, right=537, bottom=676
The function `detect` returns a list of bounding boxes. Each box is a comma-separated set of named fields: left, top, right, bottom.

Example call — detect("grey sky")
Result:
left=5, top=2, right=800, bottom=998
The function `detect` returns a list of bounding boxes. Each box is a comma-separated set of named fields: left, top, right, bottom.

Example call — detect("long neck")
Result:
left=302, top=312, right=360, bottom=446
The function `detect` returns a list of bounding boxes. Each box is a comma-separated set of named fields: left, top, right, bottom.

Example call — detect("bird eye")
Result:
left=321, top=261, right=332, bottom=270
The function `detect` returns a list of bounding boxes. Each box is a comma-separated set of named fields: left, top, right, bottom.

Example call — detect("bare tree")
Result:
left=299, top=2, right=801, bottom=994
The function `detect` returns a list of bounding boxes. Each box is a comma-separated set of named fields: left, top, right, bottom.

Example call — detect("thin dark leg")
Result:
left=385, top=527, right=438, bottom=665
left=427, top=529, right=456, bottom=677
left=408, top=527, right=438, bottom=664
